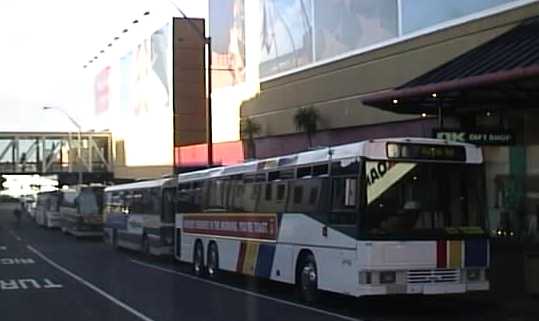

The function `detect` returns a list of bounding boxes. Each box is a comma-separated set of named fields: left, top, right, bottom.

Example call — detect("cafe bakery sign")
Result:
left=433, top=129, right=514, bottom=145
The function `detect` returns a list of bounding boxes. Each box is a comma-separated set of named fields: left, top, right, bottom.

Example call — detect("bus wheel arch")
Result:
left=207, top=241, right=219, bottom=278
left=193, top=239, right=205, bottom=277
left=295, top=249, right=319, bottom=303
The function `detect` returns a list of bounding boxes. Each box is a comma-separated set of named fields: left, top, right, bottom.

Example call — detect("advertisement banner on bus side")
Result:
left=182, top=214, right=278, bottom=241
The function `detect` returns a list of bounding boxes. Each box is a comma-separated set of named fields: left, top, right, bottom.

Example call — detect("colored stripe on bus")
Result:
left=448, top=240, right=462, bottom=268
left=243, top=242, right=260, bottom=276
left=465, top=239, right=488, bottom=267
left=236, top=241, right=247, bottom=273
left=255, top=244, right=276, bottom=278
left=436, top=240, right=447, bottom=268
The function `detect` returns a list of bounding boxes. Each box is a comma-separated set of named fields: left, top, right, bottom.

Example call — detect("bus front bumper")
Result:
left=358, top=281, right=489, bottom=296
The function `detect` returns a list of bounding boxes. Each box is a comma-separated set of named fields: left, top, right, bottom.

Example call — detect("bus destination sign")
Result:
left=387, top=143, right=466, bottom=161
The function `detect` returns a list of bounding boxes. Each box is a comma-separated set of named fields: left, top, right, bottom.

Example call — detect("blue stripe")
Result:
left=465, top=239, right=488, bottom=267
left=255, top=244, right=275, bottom=278
left=105, top=214, right=127, bottom=229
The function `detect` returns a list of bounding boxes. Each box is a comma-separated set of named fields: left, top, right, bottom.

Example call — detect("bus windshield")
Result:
left=78, top=191, right=100, bottom=216
left=363, top=161, right=486, bottom=239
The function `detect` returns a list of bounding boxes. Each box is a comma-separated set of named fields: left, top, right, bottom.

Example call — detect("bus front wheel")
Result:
left=207, top=242, right=219, bottom=279
left=193, top=241, right=205, bottom=277
left=297, top=253, right=319, bottom=303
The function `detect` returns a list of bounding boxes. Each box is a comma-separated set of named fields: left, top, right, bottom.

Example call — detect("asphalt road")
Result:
left=0, top=206, right=535, bottom=321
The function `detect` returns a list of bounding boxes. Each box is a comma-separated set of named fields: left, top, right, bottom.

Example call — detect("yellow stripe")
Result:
left=242, top=242, right=259, bottom=276
left=448, top=240, right=462, bottom=268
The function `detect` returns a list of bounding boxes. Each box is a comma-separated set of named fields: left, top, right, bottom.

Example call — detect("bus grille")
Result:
left=407, top=269, right=460, bottom=284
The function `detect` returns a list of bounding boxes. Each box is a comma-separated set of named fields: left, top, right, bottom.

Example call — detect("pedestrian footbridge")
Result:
left=0, top=131, right=113, bottom=183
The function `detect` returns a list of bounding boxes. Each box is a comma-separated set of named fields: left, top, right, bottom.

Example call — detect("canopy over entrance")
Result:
left=361, top=17, right=539, bottom=115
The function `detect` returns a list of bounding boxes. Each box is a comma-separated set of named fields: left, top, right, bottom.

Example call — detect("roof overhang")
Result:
left=362, top=17, right=539, bottom=115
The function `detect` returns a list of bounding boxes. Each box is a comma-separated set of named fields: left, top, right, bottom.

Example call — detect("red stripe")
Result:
left=236, top=241, right=246, bottom=272
left=437, top=240, right=447, bottom=268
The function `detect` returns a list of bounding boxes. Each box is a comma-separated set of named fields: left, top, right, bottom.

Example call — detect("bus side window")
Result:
left=192, top=181, right=202, bottom=211
left=205, top=179, right=228, bottom=211
left=151, top=187, right=161, bottom=215
left=330, top=177, right=358, bottom=225
left=328, top=158, right=360, bottom=225
left=242, top=182, right=259, bottom=212
left=162, top=188, right=175, bottom=223
left=228, top=178, right=245, bottom=212
left=287, top=178, right=329, bottom=215
left=293, top=185, right=303, bottom=204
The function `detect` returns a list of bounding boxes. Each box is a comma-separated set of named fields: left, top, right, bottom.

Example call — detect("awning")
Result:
left=362, top=17, right=539, bottom=114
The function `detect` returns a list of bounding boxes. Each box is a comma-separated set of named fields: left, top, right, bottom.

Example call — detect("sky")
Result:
left=0, top=0, right=207, bottom=133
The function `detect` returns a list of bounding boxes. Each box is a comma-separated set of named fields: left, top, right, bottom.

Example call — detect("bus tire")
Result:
left=193, top=241, right=205, bottom=277
left=142, top=234, right=151, bottom=256
left=207, top=242, right=219, bottom=279
left=296, top=252, right=319, bottom=303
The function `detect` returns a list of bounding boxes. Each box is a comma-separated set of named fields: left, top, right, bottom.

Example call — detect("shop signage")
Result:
left=433, top=129, right=514, bottom=145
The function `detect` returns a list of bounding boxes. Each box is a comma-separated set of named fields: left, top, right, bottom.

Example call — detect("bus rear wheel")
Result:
left=193, top=241, right=205, bottom=277
left=297, top=253, right=319, bottom=303
left=207, top=243, right=219, bottom=279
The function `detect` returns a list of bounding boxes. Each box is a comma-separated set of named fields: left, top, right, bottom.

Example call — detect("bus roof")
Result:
left=177, top=138, right=482, bottom=183
left=104, top=178, right=173, bottom=192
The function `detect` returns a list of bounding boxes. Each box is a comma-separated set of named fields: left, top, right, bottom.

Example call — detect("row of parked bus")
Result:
left=31, top=138, right=492, bottom=302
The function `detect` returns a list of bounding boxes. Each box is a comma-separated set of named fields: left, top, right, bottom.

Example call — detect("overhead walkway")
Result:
left=0, top=131, right=113, bottom=183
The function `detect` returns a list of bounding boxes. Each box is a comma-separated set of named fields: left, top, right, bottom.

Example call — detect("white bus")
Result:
left=103, top=179, right=176, bottom=256
left=60, top=186, right=105, bottom=237
left=35, top=191, right=62, bottom=228
left=174, top=138, right=489, bottom=301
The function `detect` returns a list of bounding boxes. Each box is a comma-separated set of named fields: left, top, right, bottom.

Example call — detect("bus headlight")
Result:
left=466, top=269, right=481, bottom=281
left=380, top=271, right=396, bottom=284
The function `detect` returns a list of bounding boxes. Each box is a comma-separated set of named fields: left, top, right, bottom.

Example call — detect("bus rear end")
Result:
left=357, top=141, right=489, bottom=296
left=61, top=187, right=104, bottom=237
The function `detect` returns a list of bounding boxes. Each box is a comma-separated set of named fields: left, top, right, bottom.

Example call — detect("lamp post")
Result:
left=168, top=1, right=213, bottom=166
left=42, top=106, right=83, bottom=185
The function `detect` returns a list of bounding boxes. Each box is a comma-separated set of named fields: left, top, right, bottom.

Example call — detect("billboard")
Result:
left=94, top=23, right=173, bottom=169
left=95, top=66, right=110, bottom=114
left=209, top=0, right=246, bottom=88
left=260, top=0, right=313, bottom=78
left=172, top=18, right=207, bottom=148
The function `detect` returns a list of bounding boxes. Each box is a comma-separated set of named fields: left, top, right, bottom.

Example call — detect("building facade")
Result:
left=217, top=0, right=539, bottom=295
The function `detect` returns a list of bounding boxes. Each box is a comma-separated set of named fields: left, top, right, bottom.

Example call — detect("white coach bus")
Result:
left=103, top=179, right=176, bottom=256
left=174, top=138, right=490, bottom=301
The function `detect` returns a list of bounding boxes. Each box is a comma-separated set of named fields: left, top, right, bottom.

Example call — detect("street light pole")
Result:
left=168, top=1, right=213, bottom=166
left=42, top=106, right=83, bottom=185
left=206, top=36, right=213, bottom=166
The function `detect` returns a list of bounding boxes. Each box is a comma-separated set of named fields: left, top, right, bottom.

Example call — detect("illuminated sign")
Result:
left=387, top=143, right=466, bottom=161
left=434, top=129, right=514, bottom=145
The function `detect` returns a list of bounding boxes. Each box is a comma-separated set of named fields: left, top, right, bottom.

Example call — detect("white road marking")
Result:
left=131, top=259, right=362, bottom=321
left=0, top=278, right=63, bottom=290
left=27, top=245, right=156, bottom=321
left=1, top=258, right=36, bottom=265
left=0, top=246, right=6, bottom=251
